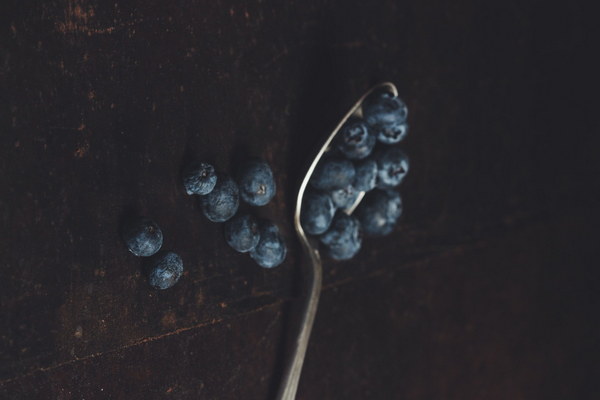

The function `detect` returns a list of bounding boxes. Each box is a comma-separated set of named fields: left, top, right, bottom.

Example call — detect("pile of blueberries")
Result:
left=121, top=160, right=286, bottom=290
left=300, top=89, right=409, bottom=260
left=184, top=160, right=286, bottom=269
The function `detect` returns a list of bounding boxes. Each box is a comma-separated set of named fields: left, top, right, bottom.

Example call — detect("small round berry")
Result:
left=250, top=220, right=287, bottom=268
left=376, top=121, right=409, bottom=145
left=320, top=213, right=363, bottom=260
left=237, top=161, right=276, bottom=206
left=182, top=162, right=217, bottom=195
left=122, top=217, right=163, bottom=257
left=375, top=147, right=409, bottom=188
left=330, top=185, right=359, bottom=210
left=355, top=189, right=402, bottom=236
left=353, top=158, right=378, bottom=192
left=300, top=191, right=336, bottom=235
left=200, top=175, right=240, bottom=222
left=336, top=118, right=376, bottom=160
left=310, top=158, right=356, bottom=191
left=224, top=214, right=260, bottom=253
left=148, top=251, right=184, bottom=290
left=362, top=91, right=408, bottom=144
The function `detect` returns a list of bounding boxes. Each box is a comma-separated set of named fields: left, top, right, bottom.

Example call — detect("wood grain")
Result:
left=1, top=0, right=599, bottom=398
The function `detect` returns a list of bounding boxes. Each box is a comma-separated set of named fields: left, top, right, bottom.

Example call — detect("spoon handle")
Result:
left=275, top=235, right=322, bottom=400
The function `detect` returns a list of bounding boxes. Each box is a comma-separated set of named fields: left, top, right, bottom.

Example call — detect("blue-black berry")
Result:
left=300, top=190, right=336, bottom=235
left=148, top=251, right=184, bottom=290
left=320, top=212, right=363, bottom=260
left=224, top=214, right=260, bottom=253
left=250, top=220, right=287, bottom=268
left=330, top=185, right=359, bottom=210
left=336, top=118, right=376, bottom=160
left=310, top=158, right=355, bottom=191
left=362, top=91, right=408, bottom=144
left=353, top=158, right=378, bottom=192
left=355, top=189, right=402, bottom=236
left=122, top=217, right=163, bottom=257
left=200, top=174, right=240, bottom=222
left=182, top=162, right=217, bottom=195
left=237, top=161, right=276, bottom=206
left=375, top=147, right=409, bottom=188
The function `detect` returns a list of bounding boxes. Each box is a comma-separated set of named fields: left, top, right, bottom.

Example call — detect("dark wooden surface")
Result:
left=1, top=0, right=599, bottom=398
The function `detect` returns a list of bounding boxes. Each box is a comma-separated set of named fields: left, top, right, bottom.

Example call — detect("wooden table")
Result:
left=2, top=0, right=599, bottom=398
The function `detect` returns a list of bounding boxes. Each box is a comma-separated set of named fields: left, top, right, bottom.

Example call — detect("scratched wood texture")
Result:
left=1, top=0, right=599, bottom=399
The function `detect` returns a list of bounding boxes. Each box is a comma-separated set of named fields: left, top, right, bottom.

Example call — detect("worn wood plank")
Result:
left=1, top=0, right=599, bottom=395
left=1, top=213, right=598, bottom=398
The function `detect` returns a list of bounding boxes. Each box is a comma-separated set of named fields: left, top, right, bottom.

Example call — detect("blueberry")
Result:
left=182, top=162, right=217, bottom=195
left=380, top=121, right=409, bottom=145
left=320, top=213, right=362, bottom=260
left=122, top=217, right=163, bottom=257
left=237, top=161, right=276, bottom=206
left=330, top=185, right=359, bottom=210
left=310, top=158, right=355, bottom=191
left=148, top=251, right=184, bottom=290
left=250, top=220, right=287, bottom=268
left=336, top=118, right=376, bottom=160
left=200, top=175, right=240, bottom=222
left=300, top=190, right=336, bottom=235
left=224, top=214, right=260, bottom=253
left=353, top=158, right=378, bottom=192
left=355, top=189, right=402, bottom=236
left=362, top=91, right=408, bottom=144
left=375, top=147, right=409, bottom=188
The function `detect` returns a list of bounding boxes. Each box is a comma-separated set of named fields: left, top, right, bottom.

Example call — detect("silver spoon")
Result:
left=276, top=82, right=399, bottom=400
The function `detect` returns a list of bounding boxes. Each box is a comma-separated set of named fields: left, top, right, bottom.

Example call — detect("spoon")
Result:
left=276, top=82, right=399, bottom=400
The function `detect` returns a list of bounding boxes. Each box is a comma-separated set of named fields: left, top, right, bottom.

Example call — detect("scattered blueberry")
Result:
left=336, top=118, right=376, bottom=160
left=148, top=251, right=184, bottom=290
left=200, top=175, right=240, bottom=222
left=300, top=190, right=336, bottom=235
left=355, top=189, right=402, bottom=236
left=362, top=91, right=408, bottom=144
left=330, top=185, right=359, bottom=210
left=375, top=147, right=409, bottom=188
left=353, top=158, right=378, bottom=192
left=250, top=220, right=287, bottom=268
left=224, top=214, right=260, bottom=253
left=182, top=161, right=217, bottom=195
left=310, top=158, right=355, bottom=191
left=122, top=217, right=163, bottom=257
left=237, top=161, right=276, bottom=206
left=320, top=213, right=363, bottom=260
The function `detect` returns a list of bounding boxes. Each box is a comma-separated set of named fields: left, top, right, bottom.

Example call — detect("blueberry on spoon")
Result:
left=362, top=91, right=409, bottom=144
left=336, top=118, right=376, bottom=160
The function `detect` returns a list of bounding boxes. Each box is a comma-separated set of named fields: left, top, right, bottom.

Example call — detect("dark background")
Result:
left=1, top=0, right=599, bottom=399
